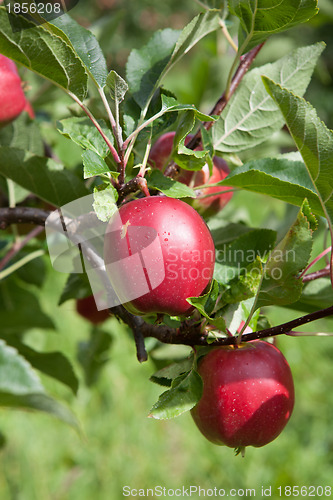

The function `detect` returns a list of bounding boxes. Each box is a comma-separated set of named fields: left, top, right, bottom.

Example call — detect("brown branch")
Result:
left=118, top=176, right=150, bottom=203
left=110, top=303, right=333, bottom=348
left=164, top=42, right=265, bottom=179
left=2, top=206, right=333, bottom=361
left=0, top=207, right=50, bottom=229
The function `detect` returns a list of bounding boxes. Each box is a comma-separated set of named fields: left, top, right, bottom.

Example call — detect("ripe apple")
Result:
left=76, top=296, right=110, bottom=324
left=191, top=340, right=294, bottom=450
left=0, top=55, right=27, bottom=128
left=103, top=196, right=215, bottom=316
left=148, top=131, right=232, bottom=217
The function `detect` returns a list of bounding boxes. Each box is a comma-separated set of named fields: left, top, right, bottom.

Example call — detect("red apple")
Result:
left=191, top=340, right=294, bottom=450
left=148, top=131, right=192, bottom=171
left=103, top=196, right=215, bottom=316
left=148, top=132, right=232, bottom=217
left=0, top=55, right=27, bottom=128
left=76, top=296, right=110, bottom=324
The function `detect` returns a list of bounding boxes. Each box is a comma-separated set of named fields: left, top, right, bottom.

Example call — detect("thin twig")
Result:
left=68, top=91, right=121, bottom=167
left=0, top=226, right=44, bottom=271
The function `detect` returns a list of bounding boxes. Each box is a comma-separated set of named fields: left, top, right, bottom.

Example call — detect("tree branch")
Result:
left=112, top=303, right=333, bottom=348
left=2, top=206, right=332, bottom=361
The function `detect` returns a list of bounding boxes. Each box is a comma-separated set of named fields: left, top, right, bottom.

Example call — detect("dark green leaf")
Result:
left=218, top=156, right=323, bottom=216
left=214, top=228, right=277, bottom=284
left=257, top=201, right=316, bottom=307
left=0, top=278, right=54, bottom=334
left=149, top=369, right=203, bottom=419
left=44, top=12, right=108, bottom=88
left=0, top=114, right=44, bottom=156
left=82, top=151, right=110, bottom=179
left=150, top=358, right=193, bottom=387
left=148, top=169, right=196, bottom=198
left=58, top=274, right=92, bottom=306
left=0, top=339, right=78, bottom=428
left=221, top=258, right=264, bottom=304
left=1, top=334, right=79, bottom=395
left=0, top=8, right=88, bottom=100
left=16, top=256, right=46, bottom=288
left=57, top=117, right=113, bottom=158
left=126, top=28, right=180, bottom=109
left=78, top=329, right=113, bottom=386
left=229, top=0, right=319, bottom=53
left=263, top=76, right=333, bottom=237
left=126, top=11, right=220, bottom=109
left=0, top=147, right=89, bottom=206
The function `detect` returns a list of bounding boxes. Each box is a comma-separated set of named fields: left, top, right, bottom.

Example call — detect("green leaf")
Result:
left=82, top=151, right=110, bottom=179
left=208, top=220, right=256, bottom=248
left=92, top=185, right=118, bottom=222
left=218, top=156, right=323, bottom=216
left=0, top=338, right=44, bottom=394
left=126, top=11, right=220, bottom=109
left=160, top=95, right=215, bottom=123
left=58, top=273, right=92, bottom=306
left=149, top=369, right=203, bottom=419
left=0, top=8, right=88, bottom=100
left=229, top=0, right=319, bottom=53
left=43, top=12, right=108, bottom=88
left=148, top=169, right=196, bottom=198
left=292, top=278, right=333, bottom=312
left=0, top=148, right=89, bottom=206
left=172, top=109, right=209, bottom=171
left=16, top=256, right=46, bottom=287
left=187, top=280, right=227, bottom=331
left=0, top=278, right=54, bottom=334
left=213, top=42, right=325, bottom=152
left=0, top=339, right=78, bottom=428
left=57, top=117, right=113, bottom=158
left=1, top=334, right=79, bottom=395
left=170, top=10, right=221, bottom=69
left=78, top=329, right=113, bottom=387
left=214, top=228, right=277, bottom=284
left=126, top=28, right=180, bottom=109
left=150, top=358, right=193, bottom=387
left=257, top=201, right=316, bottom=308
left=0, top=114, right=44, bottom=156
left=262, top=76, right=333, bottom=238
left=106, top=70, right=128, bottom=103
left=221, top=257, right=264, bottom=304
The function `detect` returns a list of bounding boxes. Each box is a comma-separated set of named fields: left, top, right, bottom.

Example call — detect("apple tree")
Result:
left=0, top=0, right=332, bottom=455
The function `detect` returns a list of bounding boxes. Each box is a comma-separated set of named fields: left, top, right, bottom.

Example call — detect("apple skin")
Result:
left=103, top=196, right=215, bottom=316
left=0, top=55, right=27, bottom=128
left=191, top=340, right=295, bottom=449
left=76, top=296, right=110, bottom=325
left=148, top=131, right=232, bottom=217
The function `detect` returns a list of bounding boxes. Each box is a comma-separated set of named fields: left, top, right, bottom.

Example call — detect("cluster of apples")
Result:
left=101, top=136, right=294, bottom=452
left=0, top=54, right=32, bottom=127
left=0, top=54, right=294, bottom=452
